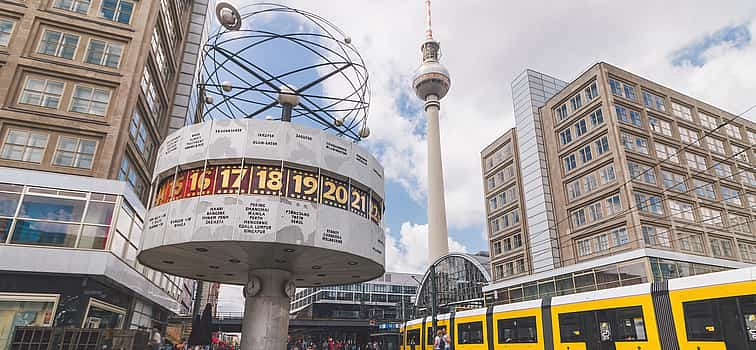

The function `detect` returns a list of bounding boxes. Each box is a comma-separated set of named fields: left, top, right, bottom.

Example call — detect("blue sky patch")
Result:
left=671, top=23, right=751, bottom=67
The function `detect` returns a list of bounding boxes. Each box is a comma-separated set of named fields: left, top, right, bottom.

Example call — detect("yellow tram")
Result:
left=400, top=266, right=756, bottom=350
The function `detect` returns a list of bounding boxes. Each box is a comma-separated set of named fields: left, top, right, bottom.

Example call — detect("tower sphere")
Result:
left=413, top=61, right=451, bottom=100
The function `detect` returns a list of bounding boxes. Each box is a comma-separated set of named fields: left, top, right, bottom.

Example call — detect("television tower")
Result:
left=413, top=0, right=451, bottom=263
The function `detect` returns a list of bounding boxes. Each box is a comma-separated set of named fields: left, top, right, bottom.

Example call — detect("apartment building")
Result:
left=482, top=63, right=755, bottom=305
left=481, top=129, right=529, bottom=281
left=0, top=0, right=208, bottom=343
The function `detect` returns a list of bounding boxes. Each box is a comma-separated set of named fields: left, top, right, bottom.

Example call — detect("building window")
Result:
left=679, top=233, right=704, bottom=254
left=635, top=192, right=663, bottom=215
left=52, top=136, right=96, bottom=169
left=600, top=163, right=616, bottom=184
left=594, top=136, right=609, bottom=155
left=615, top=105, right=642, bottom=128
left=570, top=95, right=582, bottom=111
left=0, top=19, right=15, bottom=47
left=585, top=82, right=598, bottom=101
left=579, top=145, right=592, bottom=164
left=572, top=209, right=586, bottom=227
left=577, top=239, right=591, bottom=257
left=589, top=109, right=604, bottom=127
left=720, top=186, right=741, bottom=206
left=564, top=154, right=576, bottom=172
left=678, top=127, right=699, bottom=146
left=729, top=214, right=751, bottom=234
left=738, top=242, right=756, bottom=263
left=648, top=116, right=672, bottom=137
left=748, top=130, right=756, bottom=145
left=709, top=237, right=734, bottom=258
left=654, top=143, right=679, bottom=164
left=745, top=171, right=756, bottom=187
left=85, top=39, right=123, bottom=68
left=556, top=104, right=568, bottom=121
left=567, top=180, right=580, bottom=200
left=141, top=67, right=162, bottom=117
left=37, top=30, right=79, bottom=59
left=705, top=137, right=725, bottom=154
left=628, top=162, right=656, bottom=185
left=493, top=241, right=502, bottom=256
left=70, top=85, right=110, bottom=116
left=605, top=195, right=622, bottom=215
left=642, top=225, right=670, bottom=248
left=685, top=152, right=707, bottom=171
left=53, top=0, right=91, bottom=14
left=748, top=193, right=756, bottom=208
left=1, top=129, right=49, bottom=163
left=699, top=113, right=718, bottom=129
left=19, top=78, right=65, bottom=109
left=711, top=162, right=732, bottom=180
left=661, top=171, right=686, bottom=192
left=129, top=109, right=154, bottom=160
left=671, top=102, right=693, bottom=122
left=559, top=128, right=572, bottom=145
left=151, top=29, right=173, bottom=81
left=642, top=90, right=666, bottom=112
left=620, top=132, right=649, bottom=155
left=118, top=155, right=146, bottom=199
left=731, top=144, right=749, bottom=163
left=100, top=0, right=134, bottom=24
left=669, top=200, right=694, bottom=221
left=693, top=180, right=716, bottom=200
left=723, top=124, right=741, bottom=140
left=699, top=207, right=722, bottom=226
left=574, top=119, right=587, bottom=137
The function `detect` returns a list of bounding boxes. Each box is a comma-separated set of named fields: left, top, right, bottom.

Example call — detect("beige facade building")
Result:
left=482, top=63, right=756, bottom=305
left=481, top=129, right=529, bottom=281
left=0, top=0, right=210, bottom=341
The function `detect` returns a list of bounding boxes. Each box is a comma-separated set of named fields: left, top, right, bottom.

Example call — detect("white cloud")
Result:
left=385, top=222, right=468, bottom=274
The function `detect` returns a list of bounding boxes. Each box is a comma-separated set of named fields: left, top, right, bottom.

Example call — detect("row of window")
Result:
left=489, top=208, right=520, bottom=234
left=492, top=233, right=523, bottom=256
left=610, top=78, right=756, bottom=144
left=576, top=227, right=629, bottom=257
left=486, top=164, right=515, bottom=192
left=559, top=108, right=604, bottom=147
left=0, top=128, right=97, bottom=169
left=571, top=193, right=622, bottom=228
left=566, top=163, right=616, bottom=201
left=634, top=190, right=752, bottom=233
left=563, top=135, right=610, bottom=173
left=493, top=257, right=526, bottom=280
left=19, top=77, right=111, bottom=117
left=36, top=28, right=123, bottom=69
left=484, top=142, right=514, bottom=171
left=555, top=81, right=599, bottom=122
left=488, top=186, right=518, bottom=212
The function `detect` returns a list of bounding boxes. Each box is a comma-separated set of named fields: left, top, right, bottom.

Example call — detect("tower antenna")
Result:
left=425, top=0, right=433, bottom=39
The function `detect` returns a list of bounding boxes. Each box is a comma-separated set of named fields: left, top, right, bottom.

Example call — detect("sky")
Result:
left=214, top=0, right=756, bottom=313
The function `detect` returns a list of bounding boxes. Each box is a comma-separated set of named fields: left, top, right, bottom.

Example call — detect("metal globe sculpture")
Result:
left=140, top=4, right=384, bottom=349
left=199, top=2, right=371, bottom=140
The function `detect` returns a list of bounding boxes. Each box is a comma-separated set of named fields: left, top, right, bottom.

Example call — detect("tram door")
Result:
left=582, top=311, right=616, bottom=350
left=559, top=307, right=646, bottom=350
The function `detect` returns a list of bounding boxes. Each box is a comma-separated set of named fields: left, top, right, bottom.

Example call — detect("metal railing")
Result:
left=10, top=327, right=150, bottom=350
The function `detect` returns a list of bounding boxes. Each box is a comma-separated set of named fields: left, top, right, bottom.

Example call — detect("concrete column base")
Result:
left=241, top=269, right=293, bottom=350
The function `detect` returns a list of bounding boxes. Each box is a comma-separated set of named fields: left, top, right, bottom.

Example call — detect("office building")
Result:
left=290, top=272, right=420, bottom=345
left=0, top=0, right=209, bottom=345
left=482, top=63, right=756, bottom=304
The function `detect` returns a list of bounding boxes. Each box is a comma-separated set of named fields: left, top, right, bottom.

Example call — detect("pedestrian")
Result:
left=433, top=329, right=444, bottom=350
left=149, top=328, right=163, bottom=350
left=443, top=329, right=451, bottom=350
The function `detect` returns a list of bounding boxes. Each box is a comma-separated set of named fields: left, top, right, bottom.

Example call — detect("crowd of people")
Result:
left=287, top=337, right=386, bottom=350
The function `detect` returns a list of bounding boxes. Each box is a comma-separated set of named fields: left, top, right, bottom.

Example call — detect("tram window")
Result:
left=497, top=316, right=537, bottom=343
left=614, top=307, right=647, bottom=341
left=684, top=301, right=722, bottom=341
left=427, top=326, right=446, bottom=345
left=559, top=313, right=584, bottom=342
left=742, top=295, right=756, bottom=342
left=458, top=321, right=484, bottom=344
left=406, top=330, right=421, bottom=345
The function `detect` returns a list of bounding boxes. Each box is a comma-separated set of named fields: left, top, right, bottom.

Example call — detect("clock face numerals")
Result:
left=284, top=280, right=296, bottom=298
left=244, top=276, right=261, bottom=297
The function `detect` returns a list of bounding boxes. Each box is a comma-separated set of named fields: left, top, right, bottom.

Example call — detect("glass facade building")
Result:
left=414, top=253, right=491, bottom=315
left=510, top=70, right=567, bottom=274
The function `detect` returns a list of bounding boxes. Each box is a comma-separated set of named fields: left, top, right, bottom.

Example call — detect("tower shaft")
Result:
left=425, top=94, right=449, bottom=262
